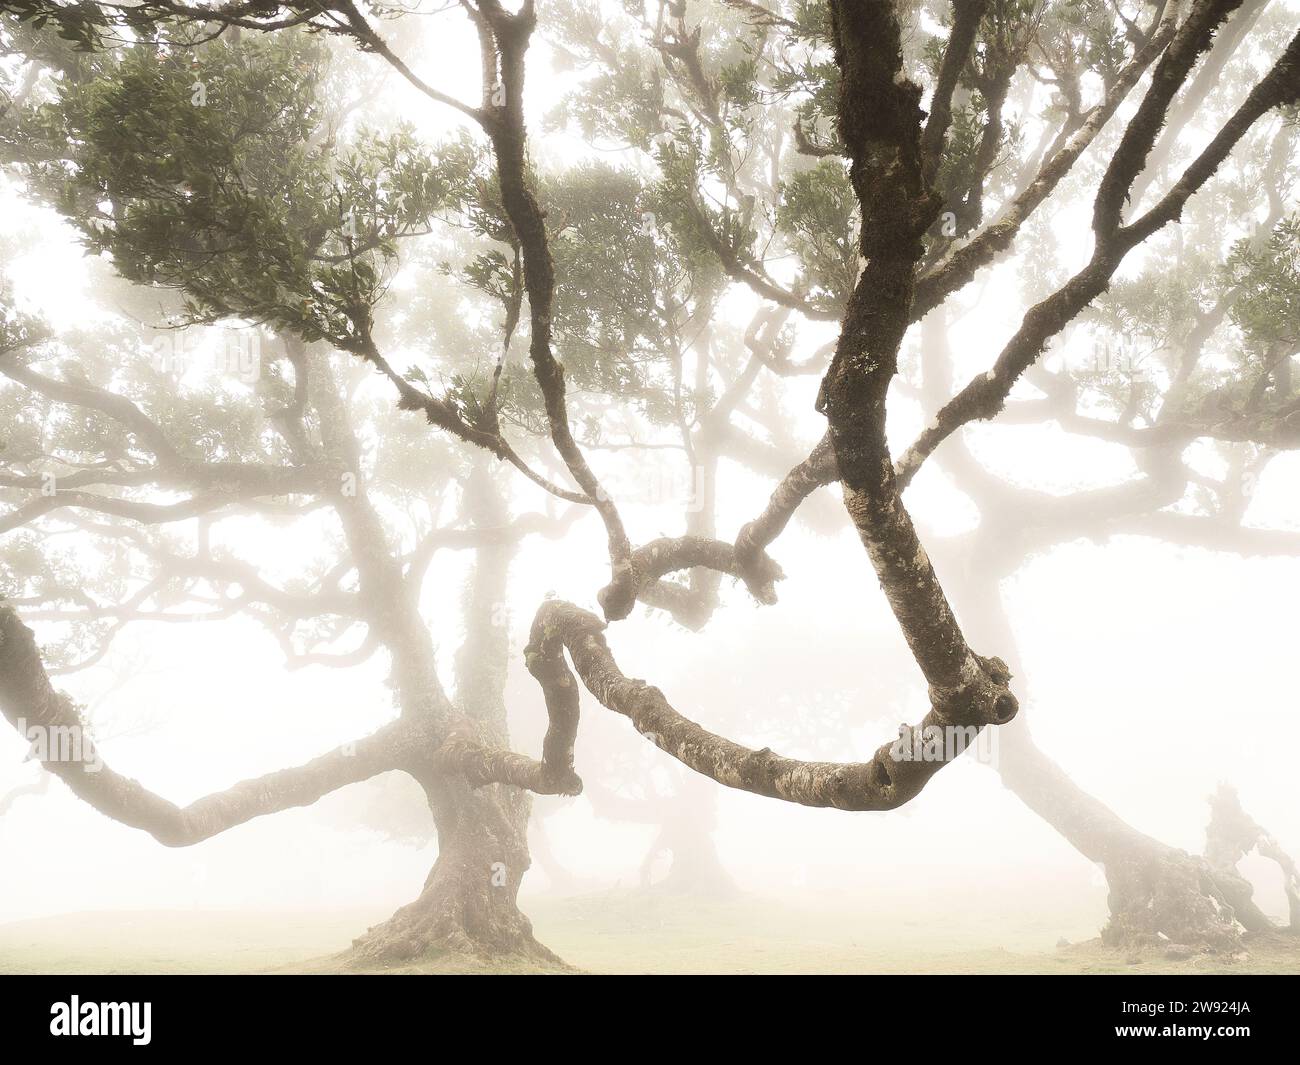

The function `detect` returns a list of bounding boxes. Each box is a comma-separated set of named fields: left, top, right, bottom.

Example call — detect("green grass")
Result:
left=1, top=893, right=1296, bottom=974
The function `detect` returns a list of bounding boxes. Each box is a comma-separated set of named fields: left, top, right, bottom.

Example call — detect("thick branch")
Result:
left=473, top=0, right=631, bottom=562
left=526, top=600, right=1013, bottom=812
left=0, top=603, right=405, bottom=847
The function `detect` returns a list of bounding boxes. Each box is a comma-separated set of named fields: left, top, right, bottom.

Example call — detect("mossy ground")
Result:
left=1, top=893, right=1296, bottom=974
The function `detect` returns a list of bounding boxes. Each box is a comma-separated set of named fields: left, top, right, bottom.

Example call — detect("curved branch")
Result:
left=920, top=0, right=992, bottom=175
left=334, top=0, right=487, bottom=127
left=525, top=600, right=1014, bottom=812
left=0, top=489, right=244, bottom=534
left=0, top=604, right=405, bottom=846
left=472, top=0, right=632, bottom=562
left=0, top=359, right=182, bottom=465
left=597, top=534, right=784, bottom=623
left=733, top=433, right=838, bottom=570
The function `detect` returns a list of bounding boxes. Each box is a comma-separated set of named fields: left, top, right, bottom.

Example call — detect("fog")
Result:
left=0, top=0, right=1297, bottom=974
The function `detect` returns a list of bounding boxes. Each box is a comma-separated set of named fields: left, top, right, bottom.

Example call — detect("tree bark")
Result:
left=996, top=721, right=1251, bottom=949
left=347, top=772, right=561, bottom=966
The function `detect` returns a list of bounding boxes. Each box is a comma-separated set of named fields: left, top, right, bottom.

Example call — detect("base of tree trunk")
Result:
left=343, top=875, right=566, bottom=970
left=995, top=724, right=1276, bottom=953
left=1096, top=788, right=1289, bottom=953
left=343, top=777, right=569, bottom=970
left=1100, top=846, right=1250, bottom=951
left=644, top=838, right=741, bottom=899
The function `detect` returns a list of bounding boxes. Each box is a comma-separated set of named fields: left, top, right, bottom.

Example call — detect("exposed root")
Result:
left=1101, top=846, right=1246, bottom=952
left=344, top=886, right=567, bottom=971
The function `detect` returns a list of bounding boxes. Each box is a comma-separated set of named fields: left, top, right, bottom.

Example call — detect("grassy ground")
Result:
left=1, top=893, right=1297, bottom=974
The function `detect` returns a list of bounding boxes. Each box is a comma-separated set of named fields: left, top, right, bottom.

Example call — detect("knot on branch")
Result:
left=595, top=557, right=642, bottom=622
left=929, top=653, right=1018, bottom=727
left=732, top=531, right=785, bottom=606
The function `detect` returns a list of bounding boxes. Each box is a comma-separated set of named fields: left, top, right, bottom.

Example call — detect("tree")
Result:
left=1, top=0, right=1297, bottom=967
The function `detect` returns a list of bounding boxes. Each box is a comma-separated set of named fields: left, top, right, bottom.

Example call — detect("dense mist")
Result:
left=0, top=0, right=1297, bottom=978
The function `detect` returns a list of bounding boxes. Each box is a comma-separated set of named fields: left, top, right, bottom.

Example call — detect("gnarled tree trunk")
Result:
left=997, top=721, right=1257, bottom=951
left=314, top=374, right=560, bottom=968
left=950, top=543, right=1273, bottom=951
left=347, top=775, right=559, bottom=965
